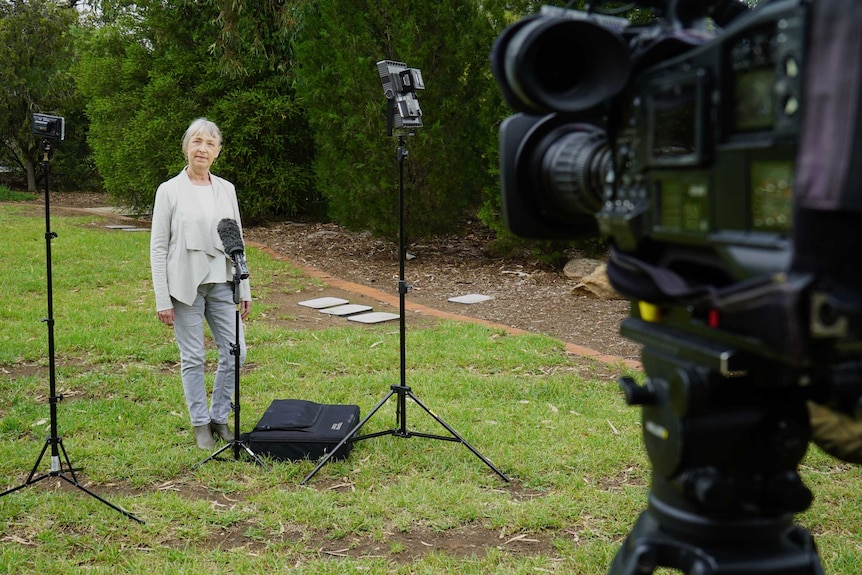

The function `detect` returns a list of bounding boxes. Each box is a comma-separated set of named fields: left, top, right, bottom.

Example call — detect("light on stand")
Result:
left=0, top=113, right=143, bottom=524
left=376, top=60, right=425, bottom=134
left=302, top=60, right=508, bottom=485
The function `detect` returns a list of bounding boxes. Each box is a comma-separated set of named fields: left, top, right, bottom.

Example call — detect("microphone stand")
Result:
left=302, top=117, right=509, bottom=484
left=194, top=260, right=269, bottom=470
left=0, top=139, right=144, bottom=524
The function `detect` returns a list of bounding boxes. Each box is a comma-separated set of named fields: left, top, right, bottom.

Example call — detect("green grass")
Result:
left=0, top=185, right=35, bottom=202
left=1, top=204, right=861, bottom=574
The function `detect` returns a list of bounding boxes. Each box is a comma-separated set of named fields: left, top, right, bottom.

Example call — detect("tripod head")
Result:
left=39, top=139, right=55, bottom=163
left=609, top=310, right=846, bottom=572
left=620, top=318, right=815, bottom=521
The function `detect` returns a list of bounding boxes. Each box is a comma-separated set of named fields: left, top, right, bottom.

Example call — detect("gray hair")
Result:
left=181, top=117, right=222, bottom=154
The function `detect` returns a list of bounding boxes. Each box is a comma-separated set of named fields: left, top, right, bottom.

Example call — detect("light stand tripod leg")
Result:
left=192, top=442, right=234, bottom=469
left=301, top=387, right=399, bottom=484
left=402, top=388, right=509, bottom=480
left=1, top=439, right=144, bottom=524
left=300, top=132, right=508, bottom=485
left=0, top=141, right=144, bottom=524
left=0, top=441, right=52, bottom=497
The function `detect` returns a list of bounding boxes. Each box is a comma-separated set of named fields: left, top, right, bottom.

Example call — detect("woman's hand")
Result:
left=157, top=308, right=175, bottom=326
left=240, top=300, right=252, bottom=320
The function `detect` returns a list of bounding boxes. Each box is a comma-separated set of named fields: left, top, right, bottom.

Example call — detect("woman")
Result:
left=150, top=117, right=252, bottom=450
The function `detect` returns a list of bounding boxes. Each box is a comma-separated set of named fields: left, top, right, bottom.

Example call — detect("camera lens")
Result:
left=540, top=128, right=609, bottom=219
left=498, top=114, right=610, bottom=239
left=492, top=16, right=630, bottom=114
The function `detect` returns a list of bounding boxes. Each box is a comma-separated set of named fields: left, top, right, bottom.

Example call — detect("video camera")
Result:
left=493, top=0, right=862, bottom=402
left=493, top=1, right=862, bottom=571
left=492, top=0, right=802, bottom=282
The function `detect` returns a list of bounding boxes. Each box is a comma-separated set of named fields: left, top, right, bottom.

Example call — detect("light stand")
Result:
left=194, top=256, right=269, bottom=470
left=0, top=134, right=143, bottom=524
left=302, top=65, right=508, bottom=484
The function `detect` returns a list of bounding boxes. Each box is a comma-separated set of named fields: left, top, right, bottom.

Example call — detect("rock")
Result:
left=571, top=263, right=625, bottom=300
left=307, top=230, right=340, bottom=240
left=563, top=257, right=604, bottom=280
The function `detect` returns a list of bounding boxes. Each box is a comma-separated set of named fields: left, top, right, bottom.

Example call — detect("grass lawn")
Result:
left=0, top=203, right=861, bottom=574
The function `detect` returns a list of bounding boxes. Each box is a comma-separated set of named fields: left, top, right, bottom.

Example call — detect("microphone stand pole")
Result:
left=194, top=265, right=269, bottom=470
left=0, top=139, right=143, bottom=524
left=302, top=116, right=509, bottom=484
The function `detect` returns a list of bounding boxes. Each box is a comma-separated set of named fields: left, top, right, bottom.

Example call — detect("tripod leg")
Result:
left=237, top=442, right=271, bottom=470
left=56, top=437, right=83, bottom=482
left=55, top=474, right=145, bottom=525
left=608, top=510, right=825, bottom=575
left=0, top=439, right=51, bottom=497
left=1, top=440, right=145, bottom=524
left=54, top=440, right=144, bottom=523
left=194, top=439, right=272, bottom=471
left=301, top=388, right=398, bottom=484
left=405, top=390, right=509, bottom=481
left=23, top=440, right=52, bottom=484
left=192, top=442, right=234, bottom=470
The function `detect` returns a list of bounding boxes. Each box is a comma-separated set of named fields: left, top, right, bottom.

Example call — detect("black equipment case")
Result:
left=243, top=399, right=359, bottom=462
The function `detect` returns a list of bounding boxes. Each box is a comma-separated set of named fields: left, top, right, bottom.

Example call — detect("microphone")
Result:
left=217, top=218, right=250, bottom=280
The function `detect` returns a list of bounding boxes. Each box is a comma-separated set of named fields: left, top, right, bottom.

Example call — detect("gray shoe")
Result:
left=210, top=422, right=234, bottom=442
left=194, top=424, right=216, bottom=450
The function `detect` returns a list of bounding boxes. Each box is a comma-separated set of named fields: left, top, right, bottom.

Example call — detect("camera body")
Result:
left=31, top=113, right=65, bottom=141
left=496, top=1, right=804, bottom=283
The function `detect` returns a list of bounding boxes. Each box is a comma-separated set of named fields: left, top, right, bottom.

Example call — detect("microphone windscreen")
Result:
left=217, top=218, right=244, bottom=255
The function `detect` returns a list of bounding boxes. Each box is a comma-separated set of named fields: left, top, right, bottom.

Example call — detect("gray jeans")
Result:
left=172, top=282, right=246, bottom=427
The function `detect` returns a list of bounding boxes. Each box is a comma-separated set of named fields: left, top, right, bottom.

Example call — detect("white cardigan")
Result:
left=150, top=168, right=251, bottom=310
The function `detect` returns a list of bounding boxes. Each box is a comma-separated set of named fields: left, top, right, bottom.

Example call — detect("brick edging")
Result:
left=252, top=243, right=642, bottom=371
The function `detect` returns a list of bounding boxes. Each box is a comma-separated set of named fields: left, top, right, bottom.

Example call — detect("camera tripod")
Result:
left=0, top=140, right=143, bottom=524
left=301, top=134, right=509, bottom=484
left=608, top=318, right=824, bottom=574
left=193, top=276, right=269, bottom=471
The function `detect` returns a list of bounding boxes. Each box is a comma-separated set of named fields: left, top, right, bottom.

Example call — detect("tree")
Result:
left=75, top=0, right=317, bottom=219
left=0, top=0, right=83, bottom=191
left=213, top=0, right=563, bottom=239
left=288, top=0, right=505, bottom=239
left=75, top=2, right=230, bottom=211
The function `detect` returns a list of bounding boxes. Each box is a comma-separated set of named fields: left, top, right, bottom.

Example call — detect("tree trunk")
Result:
left=26, top=159, right=37, bottom=192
